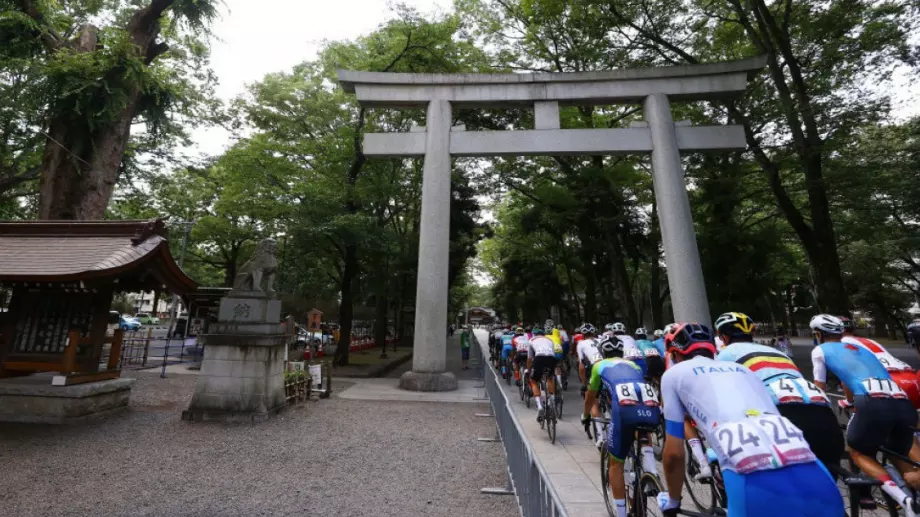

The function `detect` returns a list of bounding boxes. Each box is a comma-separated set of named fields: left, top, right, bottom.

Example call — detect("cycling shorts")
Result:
left=554, top=352, right=564, bottom=361
left=606, top=391, right=660, bottom=461
left=644, top=356, right=665, bottom=380
left=501, top=345, right=514, bottom=360
left=514, top=353, right=528, bottom=367
left=561, top=342, right=570, bottom=356
left=777, top=403, right=844, bottom=478
left=847, top=395, right=918, bottom=457
left=531, top=356, right=557, bottom=382
left=891, top=370, right=920, bottom=409
left=722, top=462, right=842, bottom=517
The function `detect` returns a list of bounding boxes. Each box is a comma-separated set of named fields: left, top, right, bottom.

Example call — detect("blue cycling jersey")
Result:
left=501, top=334, right=514, bottom=347
left=635, top=339, right=661, bottom=359
left=652, top=338, right=666, bottom=357
left=812, top=341, right=893, bottom=396
left=719, top=342, right=828, bottom=407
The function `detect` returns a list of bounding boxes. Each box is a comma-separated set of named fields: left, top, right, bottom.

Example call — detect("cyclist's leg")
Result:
left=684, top=417, right=712, bottom=478
left=606, top=409, right=635, bottom=517
left=530, top=357, right=546, bottom=412
left=848, top=397, right=916, bottom=503
left=885, top=398, right=920, bottom=488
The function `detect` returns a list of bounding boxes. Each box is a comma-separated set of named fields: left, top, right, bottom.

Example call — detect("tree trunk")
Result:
left=333, top=244, right=358, bottom=366
left=374, top=263, right=389, bottom=356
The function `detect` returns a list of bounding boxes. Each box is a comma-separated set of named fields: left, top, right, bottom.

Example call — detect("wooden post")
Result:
left=107, top=329, right=124, bottom=371
left=141, top=327, right=152, bottom=366
left=62, top=330, right=80, bottom=374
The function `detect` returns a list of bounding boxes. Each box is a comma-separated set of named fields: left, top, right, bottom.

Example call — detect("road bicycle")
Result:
left=522, top=369, right=533, bottom=408
left=681, top=425, right=727, bottom=514
left=500, top=356, right=513, bottom=386
left=538, top=370, right=558, bottom=443
left=560, top=354, right=571, bottom=391
left=593, top=417, right=670, bottom=517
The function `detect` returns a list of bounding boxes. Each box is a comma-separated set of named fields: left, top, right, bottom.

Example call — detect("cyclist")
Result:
left=495, top=326, right=512, bottom=368
left=840, top=316, right=920, bottom=408
left=547, top=323, right=565, bottom=388
left=634, top=327, right=665, bottom=382
left=656, top=322, right=842, bottom=517
left=651, top=329, right=666, bottom=357
left=558, top=324, right=571, bottom=360
left=612, top=322, right=645, bottom=376
left=527, top=327, right=558, bottom=422
left=715, top=312, right=844, bottom=477
left=498, top=327, right=516, bottom=379
left=576, top=324, right=600, bottom=389
left=810, top=313, right=920, bottom=512
left=581, top=336, right=660, bottom=517
left=512, top=327, right=530, bottom=386
left=603, top=323, right=616, bottom=338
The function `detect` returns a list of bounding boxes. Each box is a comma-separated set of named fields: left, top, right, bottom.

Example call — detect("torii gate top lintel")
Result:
left=337, top=55, right=766, bottom=107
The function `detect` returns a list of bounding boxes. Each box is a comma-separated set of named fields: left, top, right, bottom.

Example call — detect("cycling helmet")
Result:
left=663, top=323, right=676, bottom=335
left=580, top=323, right=597, bottom=335
left=597, top=335, right=623, bottom=358
left=664, top=323, right=716, bottom=357
left=604, top=323, right=615, bottom=332
left=653, top=329, right=663, bottom=338
left=809, top=314, right=844, bottom=335
left=532, top=327, right=545, bottom=336
left=544, top=319, right=554, bottom=328
left=634, top=327, right=648, bottom=337
left=611, top=322, right=627, bottom=335
left=714, top=312, right=755, bottom=337
left=838, top=316, right=855, bottom=333
left=514, top=326, right=524, bottom=335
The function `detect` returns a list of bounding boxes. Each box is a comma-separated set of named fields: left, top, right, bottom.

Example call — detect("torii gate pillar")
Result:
left=339, top=56, right=766, bottom=391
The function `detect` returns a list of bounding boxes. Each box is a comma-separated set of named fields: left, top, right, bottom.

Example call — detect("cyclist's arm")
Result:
left=660, top=370, right=687, bottom=504
left=582, top=362, right=603, bottom=416
left=811, top=346, right=827, bottom=392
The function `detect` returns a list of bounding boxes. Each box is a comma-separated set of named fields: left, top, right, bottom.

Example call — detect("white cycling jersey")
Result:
left=616, top=335, right=642, bottom=362
left=513, top=335, right=530, bottom=353
left=528, top=336, right=557, bottom=358
left=661, top=356, right=815, bottom=474
left=583, top=345, right=603, bottom=365
left=576, top=338, right=599, bottom=364
left=842, top=335, right=912, bottom=372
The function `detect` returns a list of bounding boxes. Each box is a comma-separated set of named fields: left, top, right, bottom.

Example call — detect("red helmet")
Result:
left=664, top=323, right=716, bottom=356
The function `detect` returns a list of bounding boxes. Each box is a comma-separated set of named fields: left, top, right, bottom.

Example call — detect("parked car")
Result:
left=295, top=329, right=333, bottom=348
left=119, top=316, right=142, bottom=331
left=134, top=312, right=160, bottom=325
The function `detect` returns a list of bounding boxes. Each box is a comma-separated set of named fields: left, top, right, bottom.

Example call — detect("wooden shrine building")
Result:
left=0, top=219, right=197, bottom=386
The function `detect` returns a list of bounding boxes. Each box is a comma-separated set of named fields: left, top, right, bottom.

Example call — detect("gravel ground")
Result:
left=0, top=372, right=519, bottom=517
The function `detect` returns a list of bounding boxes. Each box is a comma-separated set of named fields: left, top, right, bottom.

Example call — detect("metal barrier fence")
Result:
left=470, top=331, right=569, bottom=517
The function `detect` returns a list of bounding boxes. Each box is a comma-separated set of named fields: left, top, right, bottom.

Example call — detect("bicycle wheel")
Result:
left=601, top=445, right=617, bottom=517
left=683, top=442, right=717, bottom=513
left=518, top=372, right=525, bottom=401
left=547, top=397, right=557, bottom=444
left=555, top=390, right=563, bottom=419
left=625, top=449, right=644, bottom=517
left=651, top=415, right=665, bottom=461
left=639, top=473, right=665, bottom=517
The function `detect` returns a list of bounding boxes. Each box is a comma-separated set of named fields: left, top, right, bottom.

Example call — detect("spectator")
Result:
left=460, top=326, right=471, bottom=370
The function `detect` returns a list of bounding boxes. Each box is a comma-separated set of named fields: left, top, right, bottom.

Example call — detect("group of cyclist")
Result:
left=488, top=312, right=920, bottom=517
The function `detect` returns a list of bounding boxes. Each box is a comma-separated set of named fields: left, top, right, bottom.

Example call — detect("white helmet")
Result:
left=612, top=322, right=627, bottom=335
left=809, top=314, right=844, bottom=335
left=604, top=323, right=615, bottom=332
left=635, top=327, right=648, bottom=337
left=663, top=323, right=676, bottom=335
left=653, top=329, right=663, bottom=338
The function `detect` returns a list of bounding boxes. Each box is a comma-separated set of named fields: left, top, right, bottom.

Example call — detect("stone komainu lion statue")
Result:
left=233, top=238, right=278, bottom=296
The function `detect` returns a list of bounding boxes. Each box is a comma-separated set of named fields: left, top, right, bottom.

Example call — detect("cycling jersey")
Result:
left=501, top=334, right=514, bottom=348
left=572, top=333, right=584, bottom=346
left=842, top=336, right=912, bottom=372
left=635, top=339, right=661, bottom=359
left=661, top=356, right=817, bottom=474
left=843, top=335, right=920, bottom=408
left=548, top=329, right=564, bottom=358
left=576, top=338, right=598, bottom=366
left=528, top=336, right=556, bottom=358
left=584, top=346, right=603, bottom=365
left=652, top=337, right=666, bottom=357
left=589, top=358, right=660, bottom=460
left=718, top=342, right=827, bottom=407
left=618, top=335, right=646, bottom=375
left=811, top=341, right=900, bottom=397
left=559, top=329, right=570, bottom=345
left=500, top=341, right=515, bottom=360
left=512, top=335, right=530, bottom=353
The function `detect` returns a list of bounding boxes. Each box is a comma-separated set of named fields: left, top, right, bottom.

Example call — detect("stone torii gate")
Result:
left=338, top=56, right=765, bottom=392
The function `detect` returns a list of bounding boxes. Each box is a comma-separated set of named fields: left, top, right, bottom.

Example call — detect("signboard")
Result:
left=309, top=364, right=323, bottom=390
left=289, top=361, right=305, bottom=372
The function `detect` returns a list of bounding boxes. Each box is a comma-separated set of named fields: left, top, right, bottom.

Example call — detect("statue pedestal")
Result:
left=182, top=295, right=287, bottom=423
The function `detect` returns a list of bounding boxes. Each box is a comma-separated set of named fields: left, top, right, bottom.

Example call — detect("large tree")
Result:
left=3, top=0, right=219, bottom=219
